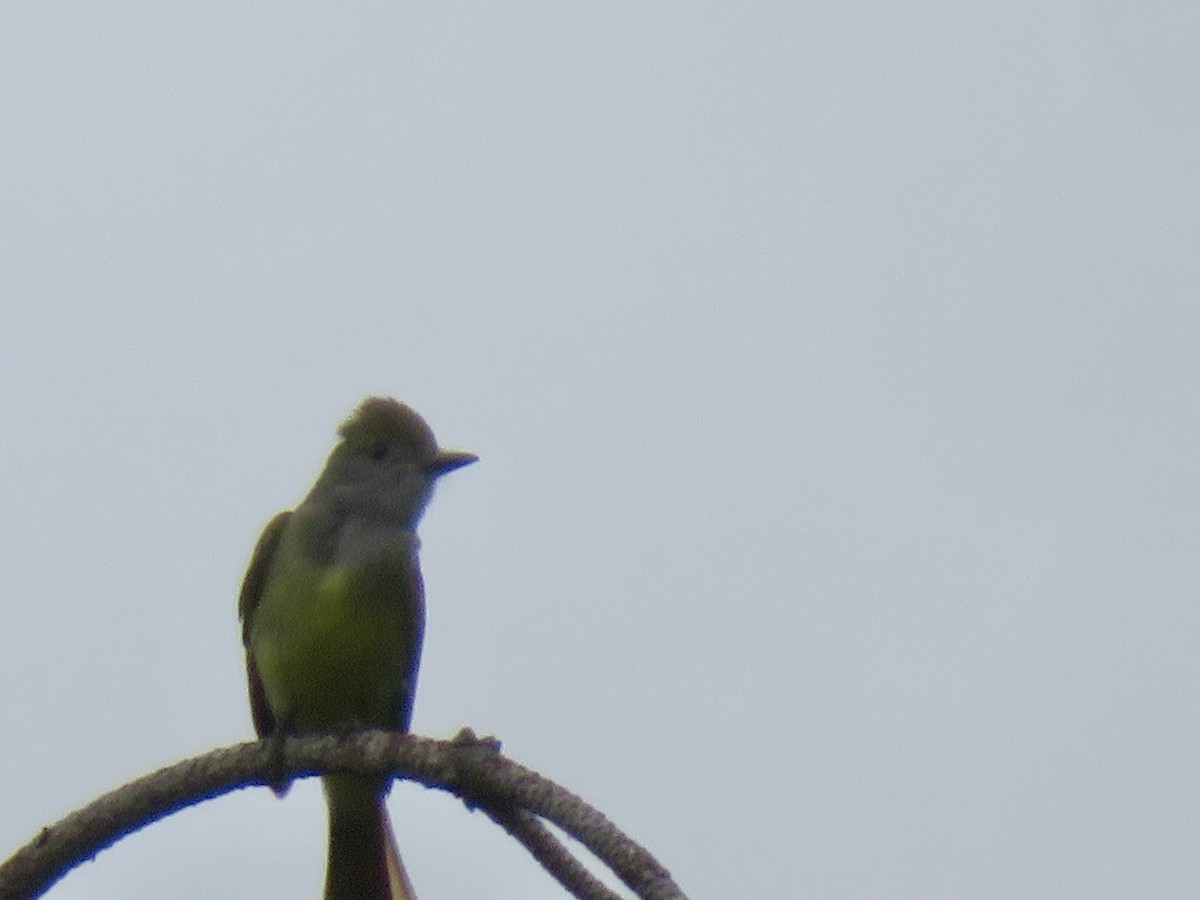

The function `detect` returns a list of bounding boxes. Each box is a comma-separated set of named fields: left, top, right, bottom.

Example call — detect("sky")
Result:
left=1, top=2, right=1198, bottom=898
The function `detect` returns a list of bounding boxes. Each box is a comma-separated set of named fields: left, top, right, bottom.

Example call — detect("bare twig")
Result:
left=483, top=806, right=624, bottom=900
left=0, top=731, right=687, bottom=900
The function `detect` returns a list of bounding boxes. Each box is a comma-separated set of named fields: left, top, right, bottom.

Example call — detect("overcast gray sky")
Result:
left=2, top=3, right=1198, bottom=898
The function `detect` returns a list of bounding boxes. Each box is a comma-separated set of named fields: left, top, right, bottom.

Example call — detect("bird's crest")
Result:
left=338, top=397, right=438, bottom=458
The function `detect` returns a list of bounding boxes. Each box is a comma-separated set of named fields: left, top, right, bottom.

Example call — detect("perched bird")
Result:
left=239, top=397, right=476, bottom=899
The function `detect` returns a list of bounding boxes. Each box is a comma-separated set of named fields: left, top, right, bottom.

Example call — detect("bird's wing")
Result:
left=238, top=510, right=292, bottom=738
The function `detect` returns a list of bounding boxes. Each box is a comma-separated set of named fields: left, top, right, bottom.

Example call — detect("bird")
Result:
left=239, top=397, right=476, bottom=899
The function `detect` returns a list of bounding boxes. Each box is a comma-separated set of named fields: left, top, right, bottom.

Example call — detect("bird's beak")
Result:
left=426, top=449, right=478, bottom=477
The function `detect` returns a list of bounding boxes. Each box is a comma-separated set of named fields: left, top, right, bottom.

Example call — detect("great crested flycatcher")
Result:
left=239, top=397, right=476, bottom=900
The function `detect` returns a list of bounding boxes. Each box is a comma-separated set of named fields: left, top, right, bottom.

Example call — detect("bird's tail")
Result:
left=324, top=775, right=416, bottom=900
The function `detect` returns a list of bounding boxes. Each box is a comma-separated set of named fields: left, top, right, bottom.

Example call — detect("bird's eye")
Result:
left=368, top=442, right=389, bottom=461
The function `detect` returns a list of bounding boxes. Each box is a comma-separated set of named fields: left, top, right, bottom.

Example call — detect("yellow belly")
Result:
left=251, top=564, right=416, bottom=733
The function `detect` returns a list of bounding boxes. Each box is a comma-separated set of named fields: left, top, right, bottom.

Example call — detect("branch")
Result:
left=0, top=730, right=687, bottom=900
left=484, top=806, right=624, bottom=900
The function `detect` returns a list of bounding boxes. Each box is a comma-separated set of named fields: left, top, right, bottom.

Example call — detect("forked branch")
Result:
left=0, top=730, right=686, bottom=900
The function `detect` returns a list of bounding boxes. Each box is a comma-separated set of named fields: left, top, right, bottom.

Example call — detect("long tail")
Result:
left=324, top=775, right=416, bottom=900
